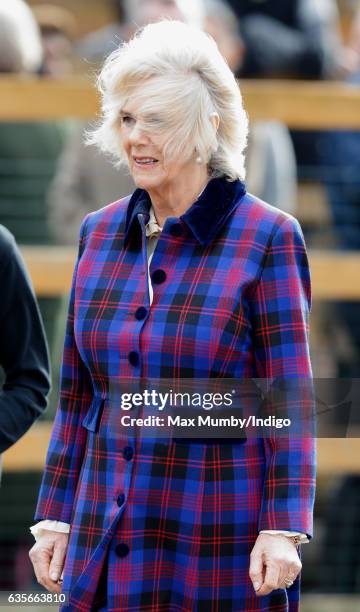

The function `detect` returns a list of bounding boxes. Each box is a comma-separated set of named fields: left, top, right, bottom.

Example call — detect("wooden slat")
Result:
left=1, top=77, right=360, bottom=128
left=242, top=79, right=360, bottom=129
left=0, top=77, right=99, bottom=121
left=3, top=424, right=360, bottom=473
left=309, top=251, right=360, bottom=300
left=3, top=423, right=52, bottom=471
left=20, top=246, right=360, bottom=300
left=22, top=246, right=76, bottom=296
left=316, top=438, right=360, bottom=475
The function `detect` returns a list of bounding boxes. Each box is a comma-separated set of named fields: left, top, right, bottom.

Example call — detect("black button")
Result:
left=169, top=224, right=183, bottom=237
left=151, top=269, right=167, bottom=285
left=117, top=493, right=125, bottom=507
left=123, top=446, right=134, bottom=461
left=115, top=543, right=130, bottom=558
left=135, top=306, right=147, bottom=321
left=128, top=351, right=139, bottom=366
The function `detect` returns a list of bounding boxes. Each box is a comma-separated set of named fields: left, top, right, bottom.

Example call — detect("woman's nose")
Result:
left=129, top=123, right=148, bottom=145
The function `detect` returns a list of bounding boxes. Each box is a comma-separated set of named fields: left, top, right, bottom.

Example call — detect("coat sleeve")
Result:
left=34, top=217, right=93, bottom=523
left=250, top=216, right=316, bottom=539
left=0, top=230, right=50, bottom=453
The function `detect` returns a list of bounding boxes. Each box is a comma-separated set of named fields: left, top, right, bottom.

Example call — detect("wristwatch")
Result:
left=288, top=535, right=302, bottom=546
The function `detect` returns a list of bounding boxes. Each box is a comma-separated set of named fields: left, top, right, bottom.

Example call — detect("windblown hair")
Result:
left=0, top=0, right=43, bottom=74
left=88, top=20, right=249, bottom=180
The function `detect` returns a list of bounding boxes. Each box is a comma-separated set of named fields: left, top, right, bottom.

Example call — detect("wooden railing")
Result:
left=3, top=422, right=360, bottom=473
left=1, top=76, right=360, bottom=128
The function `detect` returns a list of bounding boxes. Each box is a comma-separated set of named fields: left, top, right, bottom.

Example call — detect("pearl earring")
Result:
left=195, top=148, right=203, bottom=164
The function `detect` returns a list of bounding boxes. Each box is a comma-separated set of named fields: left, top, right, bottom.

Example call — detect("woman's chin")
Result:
left=132, top=176, right=160, bottom=191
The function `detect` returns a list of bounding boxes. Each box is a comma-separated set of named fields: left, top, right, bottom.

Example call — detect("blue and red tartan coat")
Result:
left=35, top=176, right=316, bottom=611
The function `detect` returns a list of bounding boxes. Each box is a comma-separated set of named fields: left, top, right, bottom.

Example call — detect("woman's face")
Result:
left=118, top=96, right=200, bottom=196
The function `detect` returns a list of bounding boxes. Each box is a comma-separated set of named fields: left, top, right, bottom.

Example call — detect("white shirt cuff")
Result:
left=260, top=530, right=309, bottom=543
left=30, top=520, right=71, bottom=541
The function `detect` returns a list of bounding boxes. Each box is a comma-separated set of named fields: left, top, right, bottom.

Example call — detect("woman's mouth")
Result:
left=133, top=157, right=159, bottom=167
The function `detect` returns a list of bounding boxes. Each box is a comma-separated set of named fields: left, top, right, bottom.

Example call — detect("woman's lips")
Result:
left=133, top=157, right=159, bottom=167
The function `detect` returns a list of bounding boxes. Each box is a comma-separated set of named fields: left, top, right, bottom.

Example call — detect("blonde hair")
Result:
left=88, top=20, right=248, bottom=180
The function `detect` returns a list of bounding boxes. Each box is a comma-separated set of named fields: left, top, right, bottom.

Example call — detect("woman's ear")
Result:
left=210, top=112, right=220, bottom=132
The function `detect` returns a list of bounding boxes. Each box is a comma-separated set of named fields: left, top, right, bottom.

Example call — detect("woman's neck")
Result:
left=148, top=167, right=210, bottom=227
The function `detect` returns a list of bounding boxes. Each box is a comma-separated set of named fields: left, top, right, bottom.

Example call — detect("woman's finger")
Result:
left=49, top=538, right=67, bottom=582
left=29, top=532, right=68, bottom=594
left=249, top=549, right=265, bottom=593
left=256, top=561, right=280, bottom=596
left=30, top=547, right=60, bottom=593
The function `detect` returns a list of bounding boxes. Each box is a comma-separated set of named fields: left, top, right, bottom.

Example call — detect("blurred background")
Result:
left=0, top=0, right=360, bottom=610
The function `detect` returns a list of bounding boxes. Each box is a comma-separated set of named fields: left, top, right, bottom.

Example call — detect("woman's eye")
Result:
left=121, top=115, right=134, bottom=125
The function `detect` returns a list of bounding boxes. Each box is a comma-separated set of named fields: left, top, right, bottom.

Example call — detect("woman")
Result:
left=29, top=21, right=316, bottom=611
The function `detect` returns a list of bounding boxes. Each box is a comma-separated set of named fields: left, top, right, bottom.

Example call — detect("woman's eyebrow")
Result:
left=119, top=109, right=133, bottom=116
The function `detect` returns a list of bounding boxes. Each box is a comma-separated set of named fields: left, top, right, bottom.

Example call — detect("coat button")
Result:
left=128, top=351, right=139, bottom=366
left=151, top=269, right=167, bottom=285
left=135, top=306, right=147, bottom=320
left=117, top=493, right=125, bottom=507
left=115, top=543, right=130, bottom=558
left=169, top=224, right=183, bottom=237
left=122, top=446, right=134, bottom=461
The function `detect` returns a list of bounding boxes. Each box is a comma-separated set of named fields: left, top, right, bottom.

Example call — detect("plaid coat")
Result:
left=35, top=177, right=316, bottom=611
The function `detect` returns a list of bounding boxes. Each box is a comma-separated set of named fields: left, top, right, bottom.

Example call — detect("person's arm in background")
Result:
left=0, top=225, right=50, bottom=454
left=240, top=0, right=342, bottom=78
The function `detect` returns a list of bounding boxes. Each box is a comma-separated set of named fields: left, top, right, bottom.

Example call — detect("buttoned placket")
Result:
left=113, top=205, right=187, bottom=560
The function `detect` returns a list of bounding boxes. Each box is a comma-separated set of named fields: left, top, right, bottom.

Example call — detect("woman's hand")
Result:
left=29, top=530, right=69, bottom=594
left=249, top=533, right=302, bottom=596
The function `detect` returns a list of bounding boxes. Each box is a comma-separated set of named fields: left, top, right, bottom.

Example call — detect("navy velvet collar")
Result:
left=124, top=176, right=246, bottom=247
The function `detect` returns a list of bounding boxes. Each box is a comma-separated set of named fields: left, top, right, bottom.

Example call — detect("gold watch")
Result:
left=289, top=535, right=302, bottom=546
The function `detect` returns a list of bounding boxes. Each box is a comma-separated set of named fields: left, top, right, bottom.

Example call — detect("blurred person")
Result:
left=339, top=3, right=360, bottom=75
left=203, top=0, right=244, bottom=75
left=76, top=0, right=204, bottom=65
left=0, top=0, right=42, bottom=73
left=32, top=4, right=77, bottom=77
left=47, top=121, right=135, bottom=245
left=317, top=8, right=360, bottom=591
left=223, top=0, right=343, bottom=181
left=30, top=20, right=315, bottom=611
left=318, top=5, right=360, bottom=378
left=204, top=0, right=297, bottom=213
left=225, top=0, right=341, bottom=79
